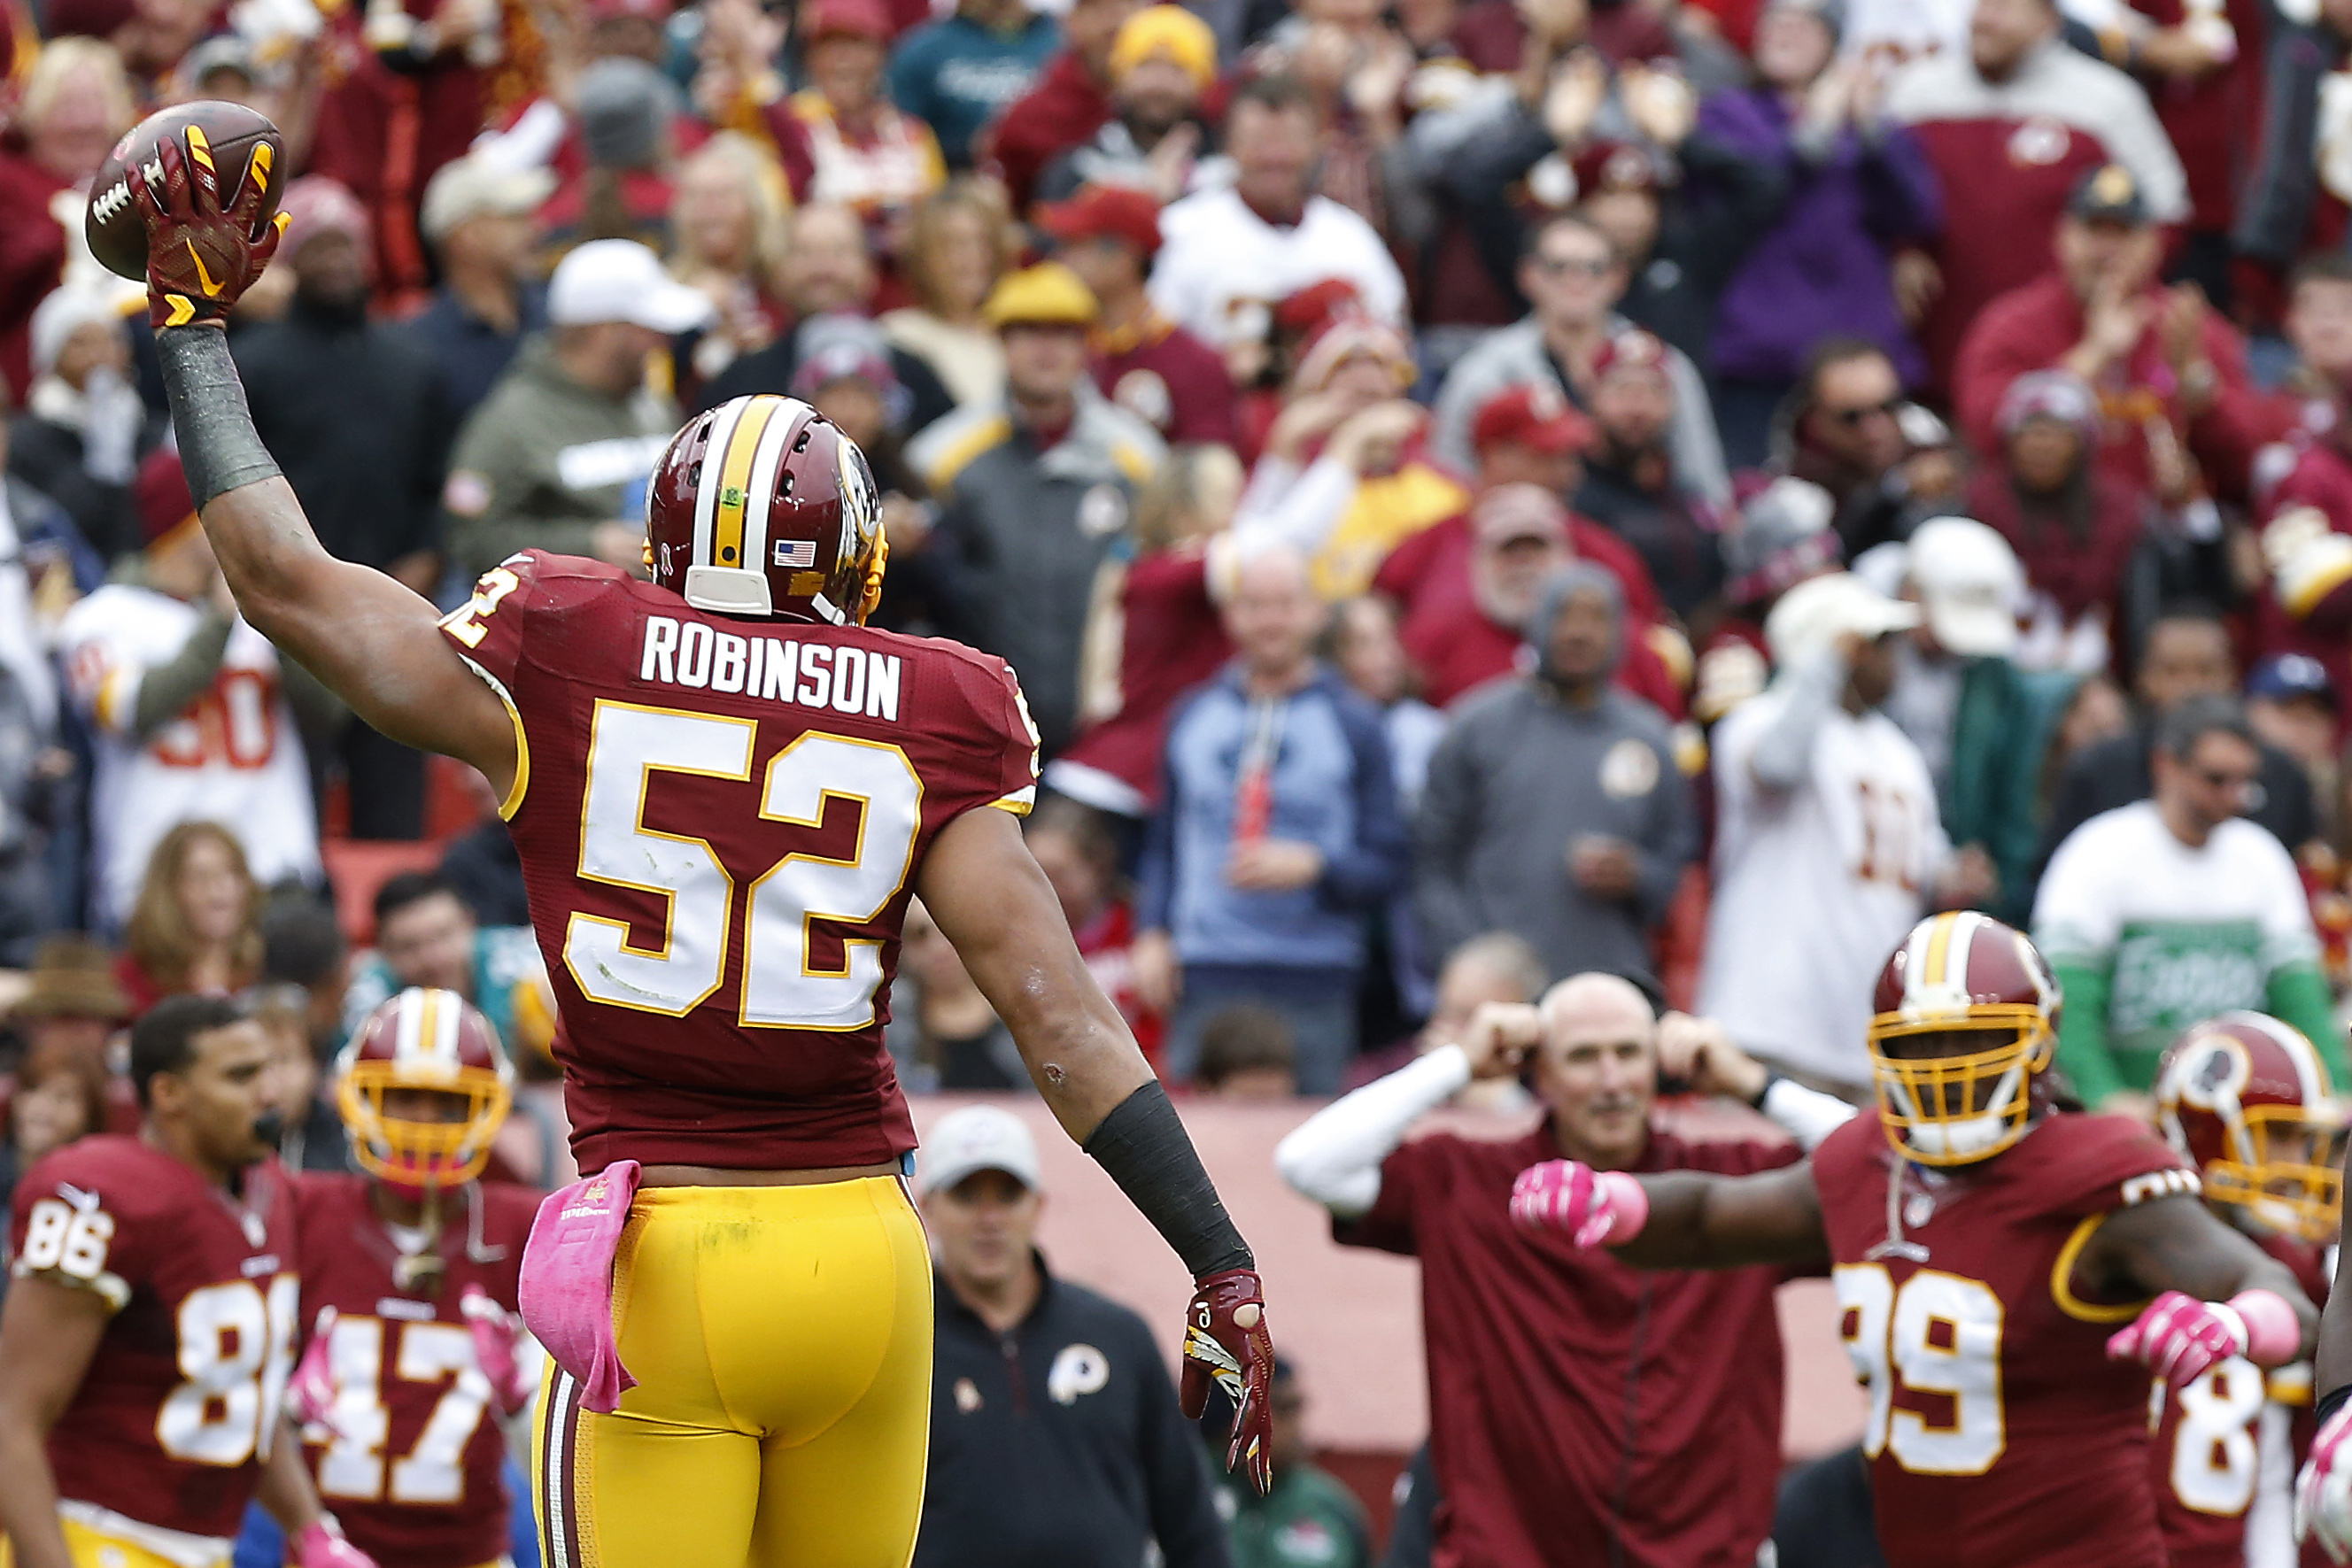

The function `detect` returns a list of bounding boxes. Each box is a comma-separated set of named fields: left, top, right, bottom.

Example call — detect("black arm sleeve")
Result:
left=1083, top=1081, right=1253, bottom=1278
left=154, top=327, right=282, bottom=507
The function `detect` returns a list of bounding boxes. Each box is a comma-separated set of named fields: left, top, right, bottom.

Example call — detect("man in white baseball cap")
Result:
left=546, top=238, right=716, bottom=336
left=917, top=1104, right=1228, bottom=1568
left=442, top=240, right=713, bottom=578
left=412, top=156, right=560, bottom=419
left=1907, top=516, right=2024, bottom=661
left=1702, top=570, right=1954, bottom=1093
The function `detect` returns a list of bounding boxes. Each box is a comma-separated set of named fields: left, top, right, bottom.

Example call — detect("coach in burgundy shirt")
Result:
left=1277, top=977, right=1824, bottom=1568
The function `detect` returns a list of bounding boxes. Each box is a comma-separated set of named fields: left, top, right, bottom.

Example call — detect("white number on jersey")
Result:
left=1853, top=780, right=1922, bottom=891
left=563, top=700, right=922, bottom=1028
left=312, top=1317, right=493, bottom=1503
left=158, top=1275, right=300, bottom=1466
left=19, top=1194, right=116, bottom=1284
left=1836, top=1263, right=2006, bottom=1474
left=2166, top=1358, right=2264, bottom=1517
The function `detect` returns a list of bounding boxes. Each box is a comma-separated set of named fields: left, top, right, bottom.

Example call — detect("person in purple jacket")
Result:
left=1698, top=0, right=1943, bottom=468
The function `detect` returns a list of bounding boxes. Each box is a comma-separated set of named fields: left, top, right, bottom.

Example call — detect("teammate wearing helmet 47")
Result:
left=1512, top=911, right=2321, bottom=1568
left=120, top=122, right=1273, bottom=1568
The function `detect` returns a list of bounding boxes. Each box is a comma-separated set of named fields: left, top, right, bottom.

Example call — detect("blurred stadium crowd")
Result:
left=7, top=0, right=2352, bottom=1550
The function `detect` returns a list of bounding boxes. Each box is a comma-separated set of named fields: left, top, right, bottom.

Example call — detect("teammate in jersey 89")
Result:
left=120, top=133, right=1272, bottom=1568
left=1509, top=912, right=2323, bottom=1568
left=282, top=988, right=538, bottom=1568
left=2144, top=1014, right=2338, bottom=1568
left=0, top=995, right=375, bottom=1568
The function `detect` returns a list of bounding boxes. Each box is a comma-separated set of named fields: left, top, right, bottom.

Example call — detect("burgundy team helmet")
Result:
left=646, top=394, right=886, bottom=624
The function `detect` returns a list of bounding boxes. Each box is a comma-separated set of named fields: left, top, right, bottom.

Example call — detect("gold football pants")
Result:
left=531, top=1178, right=932, bottom=1568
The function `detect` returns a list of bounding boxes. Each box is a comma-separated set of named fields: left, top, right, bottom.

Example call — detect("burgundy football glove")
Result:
left=1180, top=1268, right=1275, bottom=1495
left=126, top=127, right=285, bottom=329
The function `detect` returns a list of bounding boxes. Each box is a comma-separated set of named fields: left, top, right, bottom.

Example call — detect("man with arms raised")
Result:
left=112, top=126, right=1273, bottom=1568
left=1274, top=974, right=1850, bottom=1565
left=1515, top=910, right=2322, bottom=1568
left=0, top=996, right=372, bottom=1568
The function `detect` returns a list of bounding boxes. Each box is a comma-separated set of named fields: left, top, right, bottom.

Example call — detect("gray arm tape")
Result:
left=155, top=327, right=282, bottom=508
left=1083, top=1080, right=1254, bottom=1278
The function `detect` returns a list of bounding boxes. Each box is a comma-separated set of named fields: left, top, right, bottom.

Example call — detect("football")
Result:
left=85, top=101, right=286, bottom=283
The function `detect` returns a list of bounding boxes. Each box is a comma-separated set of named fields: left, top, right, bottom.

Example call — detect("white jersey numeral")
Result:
left=2167, top=1358, right=2264, bottom=1517
left=562, top=700, right=923, bottom=1027
left=1836, top=1263, right=2006, bottom=1475
left=313, top=1317, right=494, bottom=1504
left=157, top=1275, right=299, bottom=1466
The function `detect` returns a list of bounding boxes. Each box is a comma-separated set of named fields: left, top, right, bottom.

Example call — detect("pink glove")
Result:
left=2298, top=1398, right=2352, bottom=1562
left=460, top=1286, right=536, bottom=1417
left=2106, top=1290, right=2252, bottom=1386
left=1509, top=1160, right=1651, bottom=1247
left=296, top=1518, right=377, bottom=1568
left=284, top=1307, right=339, bottom=1428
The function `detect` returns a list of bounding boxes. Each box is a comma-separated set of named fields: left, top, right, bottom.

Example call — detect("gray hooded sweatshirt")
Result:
left=1413, top=564, right=1697, bottom=985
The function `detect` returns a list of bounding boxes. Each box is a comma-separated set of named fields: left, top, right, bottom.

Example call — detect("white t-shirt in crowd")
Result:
left=1146, top=188, right=1409, bottom=350
left=1699, top=691, right=1945, bottom=1085
left=2031, top=799, right=2318, bottom=1061
left=59, top=583, right=321, bottom=929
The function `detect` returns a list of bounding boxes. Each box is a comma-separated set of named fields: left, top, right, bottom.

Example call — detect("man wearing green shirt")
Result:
left=1211, top=1360, right=1371, bottom=1568
left=2031, top=695, right=2345, bottom=1110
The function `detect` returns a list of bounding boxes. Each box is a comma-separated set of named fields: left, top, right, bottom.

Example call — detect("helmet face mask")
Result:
left=335, top=988, right=514, bottom=1191
left=1868, top=913, right=2061, bottom=1168
left=646, top=394, right=886, bottom=627
left=2157, top=1012, right=2345, bottom=1242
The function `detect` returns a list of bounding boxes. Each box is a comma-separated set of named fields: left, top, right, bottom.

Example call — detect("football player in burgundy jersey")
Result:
left=1513, top=911, right=2321, bottom=1568
left=0, top=997, right=374, bottom=1568
left=115, top=127, right=1273, bottom=1568
left=2146, top=1014, right=2340, bottom=1568
left=282, top=988, right=539, bottom=1568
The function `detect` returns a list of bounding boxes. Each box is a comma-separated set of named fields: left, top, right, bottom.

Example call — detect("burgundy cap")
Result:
left=136, top=448, right=197, bottom=550
left=1472, top=382, right=1595, bottom=456
left=804, top=0, right=892, bottom=42
left=1038, top=183, right=1163, bottom=257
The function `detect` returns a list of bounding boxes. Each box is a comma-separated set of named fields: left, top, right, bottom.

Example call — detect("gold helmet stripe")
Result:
left=739, top=398, right=797, bottom=583
left=710, top=397, right=782, bottom=574
left=1921, top=910, right=1955, bottom=988
left=692, top=398, right=753, bottom=572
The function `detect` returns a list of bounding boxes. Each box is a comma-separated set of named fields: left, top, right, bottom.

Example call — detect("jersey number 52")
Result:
left=565, top=700, right=921, bottom=1028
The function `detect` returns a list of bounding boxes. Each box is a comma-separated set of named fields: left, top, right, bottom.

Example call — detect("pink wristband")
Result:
left=1594, top=1170, right=1651, bottom=1243
left=2228, top=1288, right=2302, bottom=1366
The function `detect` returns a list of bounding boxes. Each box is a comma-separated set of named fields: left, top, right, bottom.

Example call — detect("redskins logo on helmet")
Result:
left=2156, top=1012, right=2346, bottom=1241
left=336, top=987, right=514, bottom=1189
left=1867, top=911, right=2061, bottom=1166
left=645, top=394, right=886, bottom=624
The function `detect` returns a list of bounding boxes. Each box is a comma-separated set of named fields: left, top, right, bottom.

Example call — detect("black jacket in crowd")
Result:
left=2032, top=717, right=2319, bottom=885
left=917, top=1254, right=1231, bottom=1568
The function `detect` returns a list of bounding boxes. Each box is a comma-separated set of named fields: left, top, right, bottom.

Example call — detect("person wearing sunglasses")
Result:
left=2031, top=694, right=2347, bottom=1120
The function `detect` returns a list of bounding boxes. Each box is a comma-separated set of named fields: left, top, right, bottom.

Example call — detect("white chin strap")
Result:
left=684, top=565, right=773, bottom=615
left=1895, top=1060, right=2027, bottom=1161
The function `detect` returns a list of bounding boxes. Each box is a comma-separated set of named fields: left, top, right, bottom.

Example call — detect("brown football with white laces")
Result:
left=85, top=100, right=285, bottom=283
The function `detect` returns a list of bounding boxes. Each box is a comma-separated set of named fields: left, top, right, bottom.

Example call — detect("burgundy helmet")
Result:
left=335, top=987, right=514, bottom=1188
left=1867, top=911, right=2062, bottom=1166
left=646, top=394, right=886, bottom=624
left=2156, top=1012, right=2346, bottom=1241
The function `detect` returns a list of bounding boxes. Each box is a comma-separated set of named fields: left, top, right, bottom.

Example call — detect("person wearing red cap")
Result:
left=1574, top=328, right=1724, bottom=627
left=55, top=452, right=331, bottom=934
left=762, top=0, right=946, bottom=220
left=1043, top=183, right=1235, bottom=446
left=1369, top=385, right=1687, bottom=717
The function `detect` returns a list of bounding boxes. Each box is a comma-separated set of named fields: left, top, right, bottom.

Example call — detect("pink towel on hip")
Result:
left=517, top=1160, right=641, bottom=1414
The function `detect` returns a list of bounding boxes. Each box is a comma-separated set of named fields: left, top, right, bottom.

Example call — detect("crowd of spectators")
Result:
left=13, top=0, right=2352, bottom=1350
left=6, top=0, right=2352, bottom=1105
